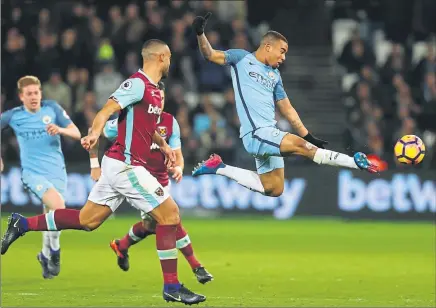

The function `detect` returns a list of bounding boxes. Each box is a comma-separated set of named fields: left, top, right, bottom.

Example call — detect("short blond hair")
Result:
left=17, top=75, right=41, bottom=93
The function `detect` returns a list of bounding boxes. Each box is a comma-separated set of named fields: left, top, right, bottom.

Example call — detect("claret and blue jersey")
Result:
left=103, top=114, right=181, bottom=150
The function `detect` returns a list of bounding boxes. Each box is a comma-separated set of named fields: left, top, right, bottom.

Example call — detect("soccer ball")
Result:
left=394, top=135, right=426, bottom=165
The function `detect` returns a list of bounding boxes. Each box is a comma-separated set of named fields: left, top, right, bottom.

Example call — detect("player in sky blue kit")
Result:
left=191, top=13, right=378, bottom=197
left=0, top=75, right=81, bottom=279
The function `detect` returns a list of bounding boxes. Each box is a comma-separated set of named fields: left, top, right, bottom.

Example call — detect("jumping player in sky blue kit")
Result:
left=0, top=75, right=81, bottom=279
left=191, top=13, right=378, bottom=197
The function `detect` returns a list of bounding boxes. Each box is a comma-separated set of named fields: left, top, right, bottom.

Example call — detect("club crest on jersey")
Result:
left=157, top=126, right=167, bottom=137
left=268, top=71, right=275, bottom=79
left=155, top=187, right=164, bottom=197
left=42, top=115, right=52, bottom=124
left=272, top=129, right=280, bottom=137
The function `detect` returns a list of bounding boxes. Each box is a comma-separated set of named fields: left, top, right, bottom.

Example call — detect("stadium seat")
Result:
left=332, top=19, right=359, bottom=57
left=412, top=42, right=428, bottom=66
left=342, top=73, right=359, bottom=92
left=375, top=40, right=393, bottom=67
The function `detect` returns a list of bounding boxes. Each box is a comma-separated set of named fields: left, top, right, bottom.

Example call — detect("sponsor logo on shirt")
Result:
left=248, top=72, right=276, bottom=91
left=148, top=105, right=162, bottom=115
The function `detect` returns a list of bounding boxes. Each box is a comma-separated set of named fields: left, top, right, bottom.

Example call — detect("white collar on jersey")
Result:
left=138, top=69, right=158, bottom=87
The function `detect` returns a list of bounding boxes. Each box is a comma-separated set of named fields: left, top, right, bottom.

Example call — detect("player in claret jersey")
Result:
left=191, top=13, right=378, bottom=198
left=2, top=40, right=206, bottom=305
left=89, top=81, right=213, bottom=284
left=0, top=75, right=81, bottom=279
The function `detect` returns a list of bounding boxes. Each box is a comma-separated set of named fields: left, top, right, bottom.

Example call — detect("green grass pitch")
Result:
left=1, top=215, right=435, bottom=307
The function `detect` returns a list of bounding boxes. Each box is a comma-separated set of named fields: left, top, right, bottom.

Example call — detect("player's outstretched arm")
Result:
left=88, top=127, right=101, bottom=181
left=90, top=99, right=120, bottom=138
left=167, top=117, right=184, bottom=182
left=193, top=13, right=226, bottom=65
left=174, top=149, right=184, bottom=171
left=82, top=99, right=120, bottom=151
left=58, top=123, right=81, bottom=140
left=170, top=148, right=184, bottom=183
left=45, top=102, right=81, bottom=140
left=89, top=118, right=118, bottom=181
left=276, top=97, right=309, bottom=137
left=197, top=33, right=226, bottom=65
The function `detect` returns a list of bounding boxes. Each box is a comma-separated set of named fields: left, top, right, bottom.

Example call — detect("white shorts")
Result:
left=140, top=185, right=170, bottom=220
left=88, top=156, right=170, bottom=213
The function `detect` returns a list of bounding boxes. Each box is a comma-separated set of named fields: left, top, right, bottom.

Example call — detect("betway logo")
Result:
left=1, top=168, right=306, bottom=219
left=171, top=176, right=306, bottom=219
left=148, top=105, right=161, bottom=115
left=338, top=171, right=436, bottom=213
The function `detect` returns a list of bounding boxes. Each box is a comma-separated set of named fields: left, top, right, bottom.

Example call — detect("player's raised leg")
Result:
left=1, top=155, right=135, bottom=256
left=278, top=133, right=376, bottom=171
left=1, top=200, right=113, bottom=255
left=1, top=163, right=123, bottom=255
left=193, top=154, right=268, bottom=193
left=193, top=129, right=376, bottom=197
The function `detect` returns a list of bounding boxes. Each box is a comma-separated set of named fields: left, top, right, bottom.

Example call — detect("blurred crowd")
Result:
left=1, top=0, right=257, bottom=165
left=333, top=1, right=436, bottom=168
left=3, top=0, right=435, bottom=170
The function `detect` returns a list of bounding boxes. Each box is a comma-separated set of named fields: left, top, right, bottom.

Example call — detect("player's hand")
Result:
left=160, top=144, right=176, bottom=169
left=169, top=166, right=183, bottom=183
left=81, top=134, right=99, bottom=151
left=90, top=167, right=101, bottom=181
left=192, top=12, right=211, bottom=35
left=46, top=124, right=61, bottom=136
left=303, top=133, right=328, bottom=149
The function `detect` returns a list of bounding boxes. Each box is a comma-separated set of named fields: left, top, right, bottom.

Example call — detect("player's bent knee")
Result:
left=262, top=182, right=284, bottom=197
left=142, top=219, right=156, bottom=232
left=149, top=197, right=180, bottom=226
left=42, top=188, right=66, bottom=210
left=264, top=186, right=284, bottom=197
left=79, top=201, right=112, bottom=231
left=81, top=220, right=101, bottom=231
left=280, top=134, right=317, bottom=157
left=156, top=212, right=180, bottom=226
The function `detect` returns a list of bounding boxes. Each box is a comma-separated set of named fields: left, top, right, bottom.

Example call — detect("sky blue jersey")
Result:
left=1, top=100, right=72, bottom=178
left=223, top=49, right=288, bottom=137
